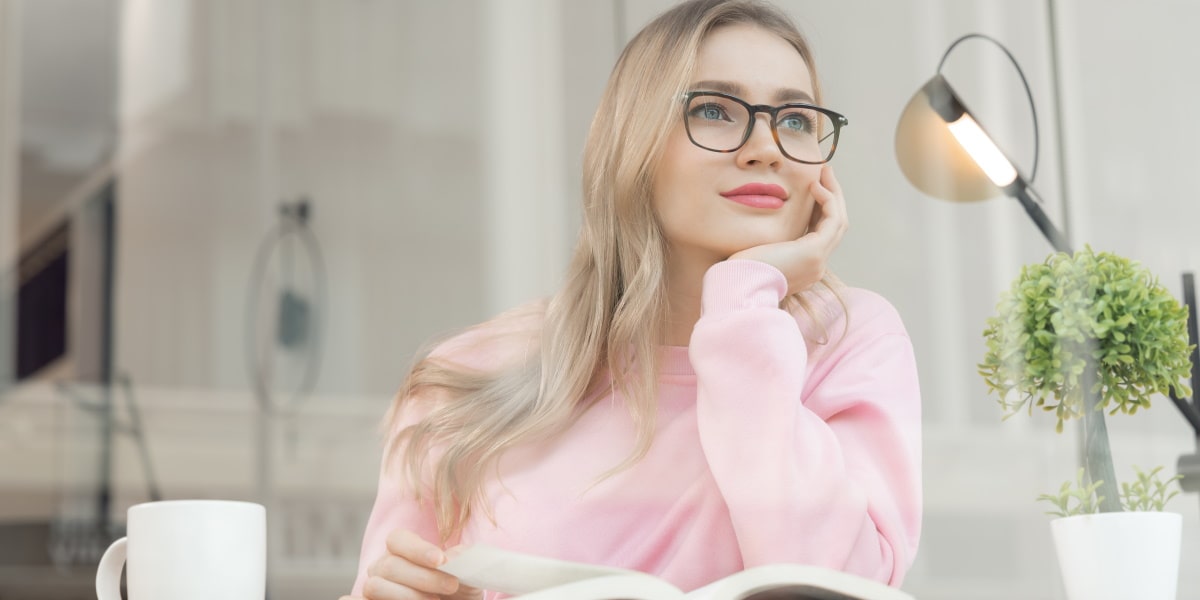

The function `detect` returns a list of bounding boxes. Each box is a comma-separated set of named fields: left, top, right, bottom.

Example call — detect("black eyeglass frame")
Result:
left=680, top=90, right=849, bottom=164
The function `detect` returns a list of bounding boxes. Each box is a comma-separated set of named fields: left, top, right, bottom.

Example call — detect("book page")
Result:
left=439, top=544, right=659, bottom=597
left=514, top=574, right=685, bottom=600
left=440, top=545, right=915, bottom=600
left=683, top=565, right=915, bottom=600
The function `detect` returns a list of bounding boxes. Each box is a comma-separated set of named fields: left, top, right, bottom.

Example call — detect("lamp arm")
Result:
left=1184, top=272, right=1200, bottom=409
left=1006, top=181, right=1073, bottom=254
left=1169, top=395, right=1200, bottom=436
left=1169, top=273, right=1200, bottom=435
left=1174, top=272, right=1200, bottom=495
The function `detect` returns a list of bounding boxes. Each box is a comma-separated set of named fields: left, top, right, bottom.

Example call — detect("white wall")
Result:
left=111, top=0, right=616, bottom=395
left=114, top=0, right=493, bottom=395
left=1054, top=0, right=1200, bottom=287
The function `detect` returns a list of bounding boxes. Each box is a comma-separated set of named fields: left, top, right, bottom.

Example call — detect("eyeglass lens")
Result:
left=685, top=94, right=837, bottom=163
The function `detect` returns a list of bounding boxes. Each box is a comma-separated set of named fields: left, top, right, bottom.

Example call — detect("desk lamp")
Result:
left=894, top=33, right=1200, bottom=503
left=895, top=34, right=1070, bottom=253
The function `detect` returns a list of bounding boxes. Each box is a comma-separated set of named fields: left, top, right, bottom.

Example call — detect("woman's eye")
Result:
left=691, top=103, right=730, bottom=122
left=779, top=113, right=813, bottom=133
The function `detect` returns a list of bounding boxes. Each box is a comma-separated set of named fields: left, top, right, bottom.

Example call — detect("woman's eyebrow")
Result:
left=690, top=79, right=743, bottom=96
left=689, top=79, right=814, bottom=104
left=774, top=87, right=814, bottom=103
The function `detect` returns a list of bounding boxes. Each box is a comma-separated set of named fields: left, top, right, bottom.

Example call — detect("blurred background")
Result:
left=1, top=1, right=1198, bottom=598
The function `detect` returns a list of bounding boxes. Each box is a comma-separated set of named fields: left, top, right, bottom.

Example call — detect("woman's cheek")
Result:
left=791, top=198, right=815, bottom=238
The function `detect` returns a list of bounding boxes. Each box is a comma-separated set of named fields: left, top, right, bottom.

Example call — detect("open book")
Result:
left=439, top=544, right=915, bottom=600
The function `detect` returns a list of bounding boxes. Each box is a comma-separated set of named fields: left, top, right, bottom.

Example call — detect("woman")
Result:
left=344, top=1, right=921, bottom=598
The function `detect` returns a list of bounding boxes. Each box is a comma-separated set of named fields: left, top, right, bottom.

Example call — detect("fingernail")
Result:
left=427, top=549, right=444, bottom=566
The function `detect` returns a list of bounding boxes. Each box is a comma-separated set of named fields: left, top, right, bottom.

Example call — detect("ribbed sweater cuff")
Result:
left=700, top=259, right=788, bottom=315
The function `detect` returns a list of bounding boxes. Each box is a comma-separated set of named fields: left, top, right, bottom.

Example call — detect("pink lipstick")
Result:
left=720, top=183, right=788, bottom=210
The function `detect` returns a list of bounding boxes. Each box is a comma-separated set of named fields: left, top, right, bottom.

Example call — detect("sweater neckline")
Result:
left=658, top=345, right=694, bottom=377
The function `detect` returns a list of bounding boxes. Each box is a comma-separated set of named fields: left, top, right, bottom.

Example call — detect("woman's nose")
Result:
left=736, top=114, right=783, bottom=167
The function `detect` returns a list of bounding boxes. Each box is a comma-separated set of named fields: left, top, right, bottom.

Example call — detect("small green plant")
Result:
left=1037, top=468, right=1105, bottom=517
left=1121, top=465, right=1183, bottom=512
left=980, top=246, right=1195, bottom=513
left=980, top=246, right=1193, bottom=432
left=1037, top=466, right=1182, bottom=516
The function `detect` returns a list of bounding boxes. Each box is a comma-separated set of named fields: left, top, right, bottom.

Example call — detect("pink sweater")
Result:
left=351, top=260, right=922, bottom=596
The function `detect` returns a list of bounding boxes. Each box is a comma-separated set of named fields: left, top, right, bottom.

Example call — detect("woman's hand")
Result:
left=729, top=165, right=847, bottom=296
left=339, top=530, right=482, bottom=600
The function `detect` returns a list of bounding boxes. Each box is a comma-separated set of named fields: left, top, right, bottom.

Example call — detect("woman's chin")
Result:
left=722, top=233, right=800, bottom=256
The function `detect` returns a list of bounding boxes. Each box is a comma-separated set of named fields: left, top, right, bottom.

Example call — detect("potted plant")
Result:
left=979, top=246, right=1194, bottom=600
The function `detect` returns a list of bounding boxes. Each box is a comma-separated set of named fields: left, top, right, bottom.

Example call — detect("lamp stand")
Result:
left=1007, top=182, right=1073, bottom=254
left=1081, top=365, right=1123, bottom=512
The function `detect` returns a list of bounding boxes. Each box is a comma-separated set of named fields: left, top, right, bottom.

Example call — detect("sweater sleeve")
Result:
left=349, top=400, right=443, bottom=596
left=688, top=259, right=922, bottom=586
left=349, top=306, right=541, bottom=596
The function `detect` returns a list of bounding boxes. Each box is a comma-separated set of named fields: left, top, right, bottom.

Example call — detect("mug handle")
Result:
left=95, top=537, right=127, bottom=600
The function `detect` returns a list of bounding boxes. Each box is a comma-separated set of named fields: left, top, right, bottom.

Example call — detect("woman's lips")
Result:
left=723, top=194, right=785, bottom=209
left=720, top=183, right=788, bottom=210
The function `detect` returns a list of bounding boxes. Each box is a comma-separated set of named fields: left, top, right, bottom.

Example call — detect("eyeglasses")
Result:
left=680, top=91, right=849, bottom=164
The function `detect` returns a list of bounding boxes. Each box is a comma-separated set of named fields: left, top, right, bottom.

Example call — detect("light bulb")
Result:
left=946, top=114, right=1018, bottom=187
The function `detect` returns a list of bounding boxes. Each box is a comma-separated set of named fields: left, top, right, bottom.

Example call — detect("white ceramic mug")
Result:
left=95, top=499, right=266, bottom=600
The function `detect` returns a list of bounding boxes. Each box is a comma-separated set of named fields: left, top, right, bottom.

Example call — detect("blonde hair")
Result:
left=387, top=0, right=842, bottom=542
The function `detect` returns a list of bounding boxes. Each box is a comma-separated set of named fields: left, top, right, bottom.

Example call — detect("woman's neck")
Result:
left=662, top=251, right=719, bottom=346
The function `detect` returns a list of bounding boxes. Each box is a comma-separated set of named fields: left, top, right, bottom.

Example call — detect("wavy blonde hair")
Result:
left=387, top=0, right=842, bottom=542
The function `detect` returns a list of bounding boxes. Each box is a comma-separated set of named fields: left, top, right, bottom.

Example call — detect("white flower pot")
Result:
left=1050, top=511, right=1182, bottom=600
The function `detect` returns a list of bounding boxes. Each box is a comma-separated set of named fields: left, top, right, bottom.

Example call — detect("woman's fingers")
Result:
left=386, top=530, right=445, bottom=568
left=369, top=553, right=460, bottom=596
left=362, top=574, right=443, bottom=600
left=807, top=165, right=847, bottom=249
left=821, top=163, right=843, bottom=197
left=358, top=530, right=462, bottom=599
left=820, top=167, right=847, bottom=225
